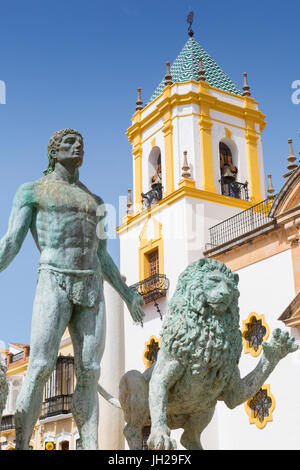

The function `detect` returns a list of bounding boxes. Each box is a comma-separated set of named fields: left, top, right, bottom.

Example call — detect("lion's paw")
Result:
left=147, top=427, right=177, bottom=450
left=262, top=328, right=298, bottom=362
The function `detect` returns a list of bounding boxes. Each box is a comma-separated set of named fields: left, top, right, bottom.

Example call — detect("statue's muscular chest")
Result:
left=35, top=180, right=99, bottom=217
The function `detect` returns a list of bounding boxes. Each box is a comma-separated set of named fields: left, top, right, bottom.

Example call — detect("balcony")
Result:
left=130, top=273, right=170, bottom=304
left=220, top=177, right=249, bottom=201
left=40, top=355, right=74, bottom=420
left=10, top=352, right=24, bottom=363
left=1, top=415, right=14, bottom=432
left=141, top=183, right=163, bottom=210
left=207, top=198, right=274, bottom=249
left=40, top=394, right=73, bottom=420
left=7, top=346, right=30, bottom=367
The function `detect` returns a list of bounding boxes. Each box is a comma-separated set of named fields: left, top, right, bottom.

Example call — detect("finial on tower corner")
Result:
left=187, top=11, right=194, bottom=37
left=283, top=138, right=298, bottom=180
left=198, top=57, right=206, bottom=82
left=136, top=88, right=143, bottom=111
left=126, top=189, right=133, bottom=216
left=242, top=72, right=251, bottom=97
left=164, top=61, right=173, bottom=86
left=182, top=151, right=191, bottom=178
left=267, top=174, right=275, bottom=200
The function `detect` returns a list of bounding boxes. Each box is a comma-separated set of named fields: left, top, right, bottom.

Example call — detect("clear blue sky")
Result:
left=0, top=0, right=299, bottom=345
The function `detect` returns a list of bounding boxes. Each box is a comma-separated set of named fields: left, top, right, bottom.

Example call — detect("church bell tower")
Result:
left=117, top=19, right=267, bottom=378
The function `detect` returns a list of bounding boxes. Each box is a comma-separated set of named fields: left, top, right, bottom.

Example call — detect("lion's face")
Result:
left=202, top=270, right=237, bottom=313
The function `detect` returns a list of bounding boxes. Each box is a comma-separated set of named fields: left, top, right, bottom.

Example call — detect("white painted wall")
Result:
left=216, top=249, right=300, bottom=450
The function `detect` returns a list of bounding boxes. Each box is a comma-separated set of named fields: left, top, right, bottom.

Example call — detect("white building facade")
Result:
left=114, top=32, right=300, bottom=450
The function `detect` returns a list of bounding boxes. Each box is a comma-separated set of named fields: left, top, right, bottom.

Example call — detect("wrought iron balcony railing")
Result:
left=208, top=198, right=274, bottom=248
left=130, top=273, right=170, bottom=305
left=141, top=183, right=163, bottom=209
left=39, top=394, right=73, bottom=420
left=1, top=414, right=15, bottom=432
left=220, top=177, right=249, bottom=201
left=11, top=351, right=24, bottom=363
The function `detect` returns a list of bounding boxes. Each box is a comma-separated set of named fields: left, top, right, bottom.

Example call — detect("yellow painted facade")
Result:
left=139, top=217, right=164, bottom=282
left=1, top=329, right=78, bottom=451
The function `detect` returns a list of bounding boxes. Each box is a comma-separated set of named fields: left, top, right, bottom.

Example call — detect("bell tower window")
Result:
left=142, top=147, right=163, bottom=209
left=219, top=142, right=248, bottom=200
left=220, top=142, right=237, bottom=183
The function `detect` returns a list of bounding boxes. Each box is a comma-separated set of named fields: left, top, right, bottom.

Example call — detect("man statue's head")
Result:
left=44, top=128, right=84, bottom=174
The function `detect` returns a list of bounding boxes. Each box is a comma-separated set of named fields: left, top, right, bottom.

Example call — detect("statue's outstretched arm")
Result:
left=0, top=183, right=34, bottom=272
left=148, top=347, right=184, bottom=450
left=221, top=329, right=297, bottom=409
left=96, top=198, right=144, bottom=323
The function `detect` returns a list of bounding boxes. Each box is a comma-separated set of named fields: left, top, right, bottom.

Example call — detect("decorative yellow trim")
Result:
left=139, top=217, right=164, bottom=282
left=126, top=83, right=266, bottom=144
left=178, top=178, right=196, bottom=189
left=162, top=86, right=175, bottom=196
left=1, top=429, right=16, bottom=438
left=132, top=131, right=143, bottom=213
left=244, top=384, right=275, bottom=429
left=197, top=82, right=216, bottom=193
left=126, top=81, right=266, bottom=217
left=151, top=137, right=156, bottom=148
left=242, top=312, right=269, bottom=357
left=143, top=335, right=161, bottom=369
left=225, top=127, right=232, bottom=139
left=6, top=363, right=28, bottom=376
left=117, top=185, right=252, bottom=235
left=140, top=113, right=255, bottom=146
left=244, top=96, right=263, bottom=203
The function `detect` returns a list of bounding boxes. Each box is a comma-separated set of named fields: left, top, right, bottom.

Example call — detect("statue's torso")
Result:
left=31, top=176, right=101, bottom=271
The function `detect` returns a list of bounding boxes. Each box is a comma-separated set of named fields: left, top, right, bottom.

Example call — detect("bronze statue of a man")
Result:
left=0, top=129, right=145, bottom=450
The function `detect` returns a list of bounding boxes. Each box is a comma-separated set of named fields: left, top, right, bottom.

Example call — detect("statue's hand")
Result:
left=147, top=425, right=177, bottom=450
left=262, top=328, right=298, bottom=363
left=126, top=292, right=145, bottom=323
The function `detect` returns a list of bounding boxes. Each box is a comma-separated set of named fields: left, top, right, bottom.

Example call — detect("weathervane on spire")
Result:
left=187, top=11, right=194, bottom=37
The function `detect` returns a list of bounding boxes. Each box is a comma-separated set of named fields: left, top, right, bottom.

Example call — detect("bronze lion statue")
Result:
left=119, top=258, right=297, bottom=450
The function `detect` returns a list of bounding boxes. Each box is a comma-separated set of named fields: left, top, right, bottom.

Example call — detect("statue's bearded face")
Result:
left=203, top=270, right=236, bottom=313
left=56, top=133, right=84, bottom=168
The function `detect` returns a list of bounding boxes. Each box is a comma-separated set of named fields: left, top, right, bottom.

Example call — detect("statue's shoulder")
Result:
left=34, top=173, right=54, bottom=185
left=13, top=180, right=37, bottom=205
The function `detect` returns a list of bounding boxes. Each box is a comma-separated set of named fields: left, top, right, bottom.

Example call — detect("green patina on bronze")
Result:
left=119, top=258, right=297, bottom=450
left=0, top=129, right=145, bottom=450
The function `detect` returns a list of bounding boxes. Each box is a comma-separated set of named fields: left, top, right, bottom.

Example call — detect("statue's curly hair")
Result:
left=44, top=128, right=83, bottom=175
left=161, top=258, right=242, bottom=383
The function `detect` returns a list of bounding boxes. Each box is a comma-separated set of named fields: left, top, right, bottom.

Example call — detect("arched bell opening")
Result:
left=219, top=141, right=248, bottom=200
left=142, top=146, right=163, bottom=209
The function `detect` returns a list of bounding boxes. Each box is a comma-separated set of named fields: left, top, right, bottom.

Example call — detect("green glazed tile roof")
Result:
left=149, top=37, right=242, bottom=103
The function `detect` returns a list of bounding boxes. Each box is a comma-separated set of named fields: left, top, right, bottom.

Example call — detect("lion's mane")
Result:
left=161, top=258, right=242, bottom=383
